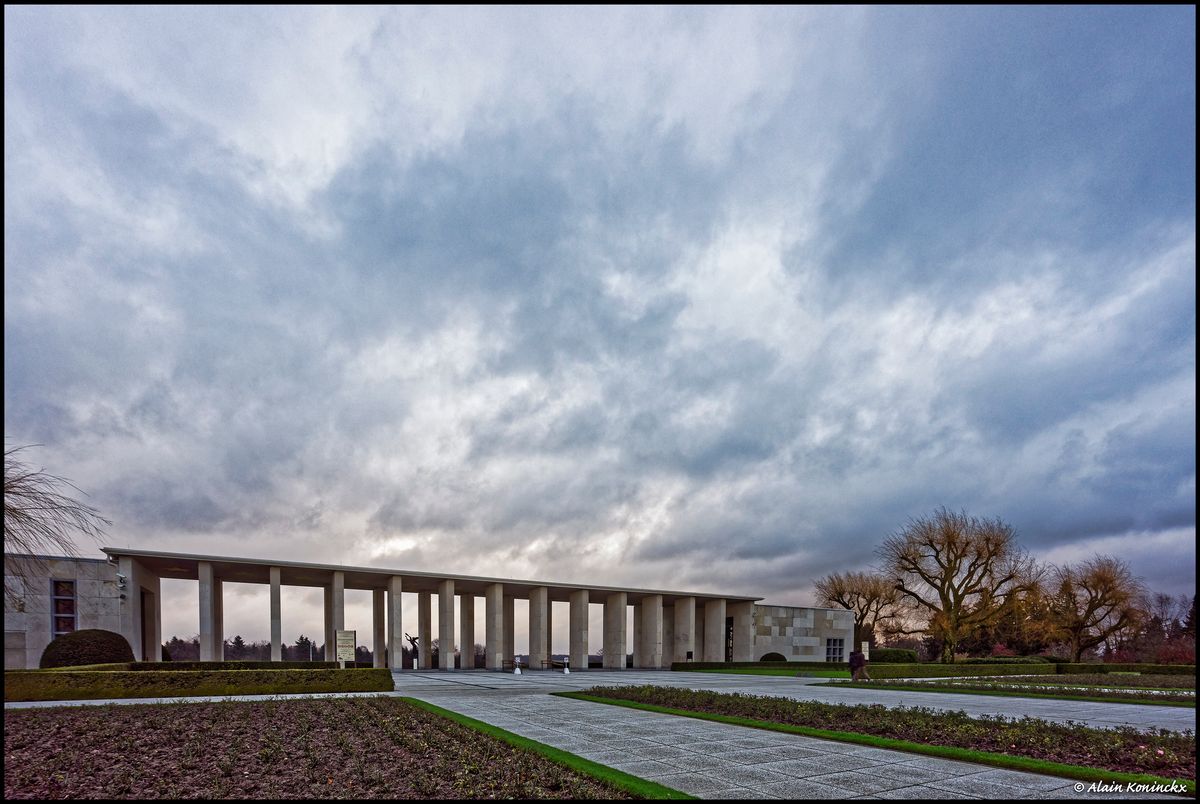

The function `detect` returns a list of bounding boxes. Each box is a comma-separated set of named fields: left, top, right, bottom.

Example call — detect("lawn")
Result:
left=3, top=697, right=679, bottom=800
left=559, top=684, right=1195, bottom=786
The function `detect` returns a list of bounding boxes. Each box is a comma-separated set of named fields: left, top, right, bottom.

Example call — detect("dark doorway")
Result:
left=724, top=617, right=734, bottom=662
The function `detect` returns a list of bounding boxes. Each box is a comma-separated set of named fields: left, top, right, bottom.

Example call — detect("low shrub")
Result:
left=39, top=629, right=135, bottom=669
left=5, top=668, right=394, bottom=702
left=125, top=660, right=339, bottom=671
left=759, top=652, right=787, bottom=662
left=870, top=663, right=1057, bottom=679
left=868, top=648, right=917, bottom=664
left=961, top=656, right=1051, bottom=664
left=1059, top=663, right=1196, bottom=676
left=673, top=661, right=848, bottom=671
left=1033, top=655, right=1071, bottom=664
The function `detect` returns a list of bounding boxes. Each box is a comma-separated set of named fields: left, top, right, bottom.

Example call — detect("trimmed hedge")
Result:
left=759, top=652, right=788, bottom=662
left=870, top=663, right=1058, bottom=679
left=1058, top=663, right=1196, bottom=676
left=961, top=656, right=1051, bottom=664
left=128, top=660, right=340, bottom=671
left=4, top=668, right=395, bottom=702
left=868, top=648, right=917, bottom=663
left=673, top=661, right=848, bottom=671
left=40, top=629, right=135, bottom=669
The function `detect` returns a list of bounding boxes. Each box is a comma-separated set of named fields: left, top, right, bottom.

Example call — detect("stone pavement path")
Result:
left=389, top=667, right=1195, bottom=732
left=390, top=671, right=1188, bottom=799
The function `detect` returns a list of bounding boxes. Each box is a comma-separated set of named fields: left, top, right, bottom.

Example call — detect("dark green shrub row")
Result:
left=4, top=668, right=395, bottom=702
left=869, top=648, right=918, bottom=663
left=129, top=660, right=340, bottom=671
left=871, top=663, right=1058, bottom=679
left=40, top=629, right=134, bottom=669
left=1058, top=663, right=1196, bottom=675
left=961, top=656, right=1051, bottom=664
left=673, top=661, right=848, bottom=671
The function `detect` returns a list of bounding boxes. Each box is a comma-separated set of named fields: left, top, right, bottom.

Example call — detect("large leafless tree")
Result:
left=3, top=445, right=110, bottom=607
left=878, top=508, right=1039, bottom=663
left=813, top=570, right=900, bottom=647
left=1048, top=555, right=1145, bottom=662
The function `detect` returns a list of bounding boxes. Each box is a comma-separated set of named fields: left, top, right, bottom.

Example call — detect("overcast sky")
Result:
left=4, top=7, right=1195, bottom=649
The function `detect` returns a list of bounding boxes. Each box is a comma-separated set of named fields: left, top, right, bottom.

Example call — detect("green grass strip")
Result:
left=815, top=682, right=1195, bottom=708
left=401, top=697, right=694, bottom=800
left=553, top=692, right=1195, bottom=796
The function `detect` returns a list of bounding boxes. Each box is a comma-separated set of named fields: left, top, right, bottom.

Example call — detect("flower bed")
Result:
left=827, top=677, right=1195, bottom=705
left=3, top=697, right=638, bottom=800
left=574, top=685, right=1195, bottom=779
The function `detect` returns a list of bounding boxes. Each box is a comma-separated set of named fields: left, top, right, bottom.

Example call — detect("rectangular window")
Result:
left=51, top=579, right=77, bottom=638
left=825, top=638, right=844, bottom=663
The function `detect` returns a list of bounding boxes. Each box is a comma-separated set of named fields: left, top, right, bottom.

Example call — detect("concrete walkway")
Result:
left=386, top=667, right=1194, bottom=732
left=389, top=671, right=1186, bottom=799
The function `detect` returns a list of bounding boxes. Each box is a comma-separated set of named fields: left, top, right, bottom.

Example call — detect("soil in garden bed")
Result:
left=578, top=685, right=1196, bottom=779
left=4, top=697, right=636, bottom=800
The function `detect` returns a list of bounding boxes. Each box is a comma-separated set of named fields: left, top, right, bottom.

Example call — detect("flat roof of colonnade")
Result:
left=101, top=547, right=761, bottom=606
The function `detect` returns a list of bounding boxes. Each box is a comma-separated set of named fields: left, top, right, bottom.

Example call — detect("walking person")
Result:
left=849, top=648, right=871, bottom=682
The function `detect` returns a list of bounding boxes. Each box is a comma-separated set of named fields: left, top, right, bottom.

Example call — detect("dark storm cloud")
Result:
left=3, top=6, right=1194, bottom=647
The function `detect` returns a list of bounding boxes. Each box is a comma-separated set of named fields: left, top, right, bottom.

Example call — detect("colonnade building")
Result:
left=4, top=549, right=855, bottom=670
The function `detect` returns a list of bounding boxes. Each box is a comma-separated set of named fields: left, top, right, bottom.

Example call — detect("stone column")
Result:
left=439, top=579, right=456, bottom=670
left=323, top=585, right=334, bottom=659
left=418, top=591, right=432, bottom=669
left=199, top=563, right=217, bottom=661
left=270, top=567, right=282, bottom=661
left=729, top=601, right=755, bottom=662
left=459, top=593, right=475, bottom=669
left=639, top=595, right=663, bottom=668
left=569, top=589, right=589, bottom=670
left=603, top=592, right=627, bottom=669
left=631, top=601, right=643, bottom=668
left=662, top=606, right=674, bottom=666
left=331, top=571, right=345, bottom=635
left=503, top=597, right=515, bottom=664
left=674, top=597, right=695, bottom=663
left=485, top=583, right=504, bottom=670
left=151, top=583, right=162, bottom=662
left=213, top=578, right=224, bottom=661
left=372, top=589, right=386, bottom=668
left=703, top=599, right=726, bottom=662
left=529, top=587, right=549, bottom=669
left=387, top=576, right=403, bottom=669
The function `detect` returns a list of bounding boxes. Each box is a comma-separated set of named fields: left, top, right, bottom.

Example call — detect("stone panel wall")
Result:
left=4, top=556, right=120, bottom=669
left=751, top=604, right=855, bottom=661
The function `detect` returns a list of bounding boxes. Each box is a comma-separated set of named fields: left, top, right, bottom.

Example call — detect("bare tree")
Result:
left=878, top=508, right=1039, bottom=663
left=4, top=444, right=111, bottom=607
left=1047, top=555, right=1145, bottom=663
left=813, top=570, right=900, bottom=647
